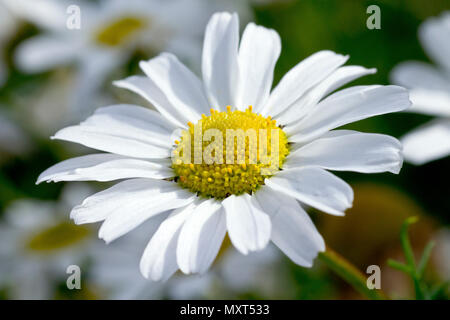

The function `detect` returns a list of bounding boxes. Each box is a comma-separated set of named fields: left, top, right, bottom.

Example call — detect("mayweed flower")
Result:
left=4, top=0, right=248, bottom=119
left=38, top=12, right=410, bottom=281
left=391, top=11, right=450, bottom=165
left=0, top=184, right=94, bottom=299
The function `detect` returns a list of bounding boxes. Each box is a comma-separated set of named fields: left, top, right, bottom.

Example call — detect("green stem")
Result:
left=319, top=247, right=388, bottom=300
left=413, top=278, right=425, bottom=300
left=417, top=241, right=435, bottom=279
left=400, top=216, right=418, bottom=269
left=398, top=216, right=428, bottom=299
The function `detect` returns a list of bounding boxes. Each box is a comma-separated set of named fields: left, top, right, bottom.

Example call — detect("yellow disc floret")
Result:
left=26, top=221, right=90, bottom=253
left=172, top=106, right=289, bottom=199
left=95, top=16, right=148, bottom=47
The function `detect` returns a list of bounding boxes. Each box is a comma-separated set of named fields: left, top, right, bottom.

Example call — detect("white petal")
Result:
left=419, top=12, right=450, bottom=73
left=254, top=187, right=325, bottom=267
left=222, top=194, right=271, bottom=255
left=286, top=85, right=411, bottom=144
left=202, top=12, right=239, bottom=110
left=140, top=203, right=196, bottom=281
left=5, top=200, right=54, bottom=229
left=52, top=104, right=173, bottom=159
left=93, top=104, right=175, bottom=140
left=70, top=179, right=195, bottom=242
left=70, top=50, right=121, bottom=119
left=275, top=66, right=376, bottom=125
left=14, top=35, right=79, bottom=73
left=236, top=23, right=281, bottom=111
left=402, top=120, right=450, bottom=165
left=114, top=76, right=189, bottom=129
left=37, top=153, right=174, bottom=183
left=12, top=264, right=51, bottom=299
left=407, top=89, right=450, bottom=117
left=390, top=61, right=450, bottom=92
left=265, top=167, right=353, bottom=216
left=3, top=0, right=69, bottom=30
left=285, top=130, right=403, bottom=174
left=260, top=50, right=348, bottom=117
left=139, top=53, right=210, bottom=120
left=177, top=199, right=226, bottom=274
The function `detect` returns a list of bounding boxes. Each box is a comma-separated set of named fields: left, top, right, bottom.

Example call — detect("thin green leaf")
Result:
left=400, top=216, right=418, bottom=269
left=387, top=259, right=412, bottom=274
left=417, top=240, right=435, bottom=279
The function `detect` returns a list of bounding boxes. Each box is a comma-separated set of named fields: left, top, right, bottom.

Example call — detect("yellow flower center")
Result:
left=95, top=16, right=148, bottom=47
left=172, top=106, right=289, bottom=199
left=26, top=221, right=90, bottom=253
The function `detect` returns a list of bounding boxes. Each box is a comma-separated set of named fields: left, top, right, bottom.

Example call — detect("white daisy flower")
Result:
left=0, top=184, right=95, bottom=299
left=4, top=0, right=249, bottom=119
left=391, top=11, right=450, bottom=165
left=38, top=12, right=410, bottom=282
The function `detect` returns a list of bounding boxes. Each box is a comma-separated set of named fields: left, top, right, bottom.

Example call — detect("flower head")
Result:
left=4, top=0, right=245, bottom=121
left=391, top=11, right=450, bottom=165
left=39, top=12, right=410, bottom=281
left=0, top=184, right=94, bottom=299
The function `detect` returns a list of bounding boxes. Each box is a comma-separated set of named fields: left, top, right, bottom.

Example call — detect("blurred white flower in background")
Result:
left=432, top=228, right=450, bottom=282
left=38, top=12, right=409, bottom=282
left=391, top=11, right=450, bottom=165
left=0, top=183, right=95, bottom=299
left=10, top=69, right=77, bottom=137
left=3, top=0, right=251, bottom=124
left=219, top=245, right=284, bottom=297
